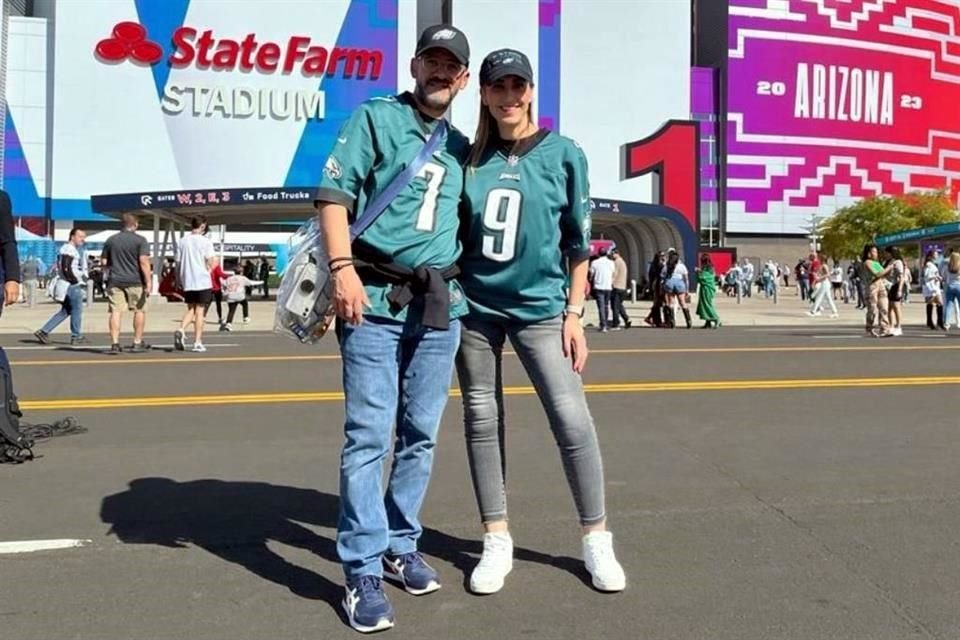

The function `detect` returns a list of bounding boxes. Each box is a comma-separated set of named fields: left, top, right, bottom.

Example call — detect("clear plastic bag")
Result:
left=274, top=218, right=336, bottom=343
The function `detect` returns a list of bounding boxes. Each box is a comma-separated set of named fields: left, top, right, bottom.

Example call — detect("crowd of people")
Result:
left=30, top=214, right=274, bottom=350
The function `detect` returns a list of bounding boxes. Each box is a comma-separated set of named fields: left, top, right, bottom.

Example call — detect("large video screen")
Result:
left=725, top=0, right=959, bottom=234
left=45, top=0, right=405, bottom=218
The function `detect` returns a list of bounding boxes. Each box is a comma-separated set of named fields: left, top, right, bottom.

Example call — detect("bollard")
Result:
left=630, top=279, right=637, bottom=303
left=773, top=281, right=779, bottom=304
left=86, top=280, right=95, bottom=305
left=736, top=281, right=742, bottom=304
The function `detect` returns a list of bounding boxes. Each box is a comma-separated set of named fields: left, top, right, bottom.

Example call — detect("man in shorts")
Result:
left=174, top=215, right=216, bottom=353
left=102, top=213, right=152, bottom=353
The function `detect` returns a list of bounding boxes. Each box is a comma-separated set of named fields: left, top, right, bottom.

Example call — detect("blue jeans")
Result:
left=456, top=315, right=606, bottom=526
left=40, top=284, right=84, bottom=338
left=337, top=315, right=461, bottom=580
left=593, top=289, right=611, bottom=329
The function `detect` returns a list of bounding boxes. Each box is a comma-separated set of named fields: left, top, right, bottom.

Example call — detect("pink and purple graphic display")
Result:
left=727, top=0, right=960, bottom=233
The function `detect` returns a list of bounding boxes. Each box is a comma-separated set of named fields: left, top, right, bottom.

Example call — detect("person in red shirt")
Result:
left=205, top=260, right=228, bottom=330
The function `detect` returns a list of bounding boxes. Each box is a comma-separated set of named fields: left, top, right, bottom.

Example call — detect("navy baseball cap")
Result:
left=480, top=48, right=533, bottom=85
left=416, top=25, right=470, bottom=66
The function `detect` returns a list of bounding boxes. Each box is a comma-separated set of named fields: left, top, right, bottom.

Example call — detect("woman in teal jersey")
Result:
left=455, top=49, right=626, bottom=595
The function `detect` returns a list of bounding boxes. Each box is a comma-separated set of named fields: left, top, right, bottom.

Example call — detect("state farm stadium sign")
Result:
left=95, top=22, right=383, bottom=121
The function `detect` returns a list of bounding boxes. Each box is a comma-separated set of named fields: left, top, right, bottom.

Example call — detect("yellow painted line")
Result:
left=19, top=375, right=960, bottom=411
left=11, top=344, right=960, bottom=367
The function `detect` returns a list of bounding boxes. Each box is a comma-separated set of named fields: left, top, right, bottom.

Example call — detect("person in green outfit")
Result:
left=861, top=243, right=893, bottom=337
left=455, top=48, right=626, bottom=596
left=695, top=254, right=720, bottom=329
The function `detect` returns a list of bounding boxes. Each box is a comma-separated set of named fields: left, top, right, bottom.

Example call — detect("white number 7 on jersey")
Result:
left=415, top=162, right=447, bottom=232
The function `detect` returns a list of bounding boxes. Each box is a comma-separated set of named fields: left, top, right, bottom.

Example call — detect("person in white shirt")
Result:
left=174, top=216, right=217, bottom=352
left=35, top=228, right=87, bottom=345
left=922, top=249, right=944, bottom=330
left=588, top=251, right=616, bottom=332
left=741, top=259, right=754, bottom=298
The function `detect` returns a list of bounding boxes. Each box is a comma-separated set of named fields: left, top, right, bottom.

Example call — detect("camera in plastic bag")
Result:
left=274, top=219, right=337, bottom=343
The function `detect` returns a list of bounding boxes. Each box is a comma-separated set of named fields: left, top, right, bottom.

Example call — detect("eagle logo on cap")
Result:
left=432, top=29, right=457, bottom=40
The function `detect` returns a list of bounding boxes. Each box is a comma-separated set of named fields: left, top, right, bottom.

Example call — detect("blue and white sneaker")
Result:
left=382, top=552, right=441, bottom=595
left=342, top=575, right=394, bottom=633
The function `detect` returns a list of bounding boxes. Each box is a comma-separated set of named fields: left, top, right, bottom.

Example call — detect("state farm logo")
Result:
left=94, top=21, right=385, bottom=123
left=95, top=22, right=163, bottom=65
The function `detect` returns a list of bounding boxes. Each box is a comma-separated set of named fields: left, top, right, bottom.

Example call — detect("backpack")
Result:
left=0, top=347, right=31, bottom=463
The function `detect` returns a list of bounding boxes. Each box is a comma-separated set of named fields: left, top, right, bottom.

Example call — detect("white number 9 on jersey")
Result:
left=481, top=188, right=522, bottom=262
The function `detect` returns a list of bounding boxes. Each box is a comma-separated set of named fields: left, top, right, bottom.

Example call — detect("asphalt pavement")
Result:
left=1, top=324, right=959, bottom=640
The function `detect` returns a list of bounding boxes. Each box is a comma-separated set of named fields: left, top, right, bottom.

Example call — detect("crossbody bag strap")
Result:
left=349, top=119, right=448, bottom=242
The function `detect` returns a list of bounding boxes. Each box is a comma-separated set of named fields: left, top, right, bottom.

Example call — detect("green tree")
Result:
left=819, top=191, right=957, bottom=259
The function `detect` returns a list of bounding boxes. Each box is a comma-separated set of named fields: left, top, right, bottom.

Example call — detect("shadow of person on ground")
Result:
left=100, top=478, right=343, bottom=612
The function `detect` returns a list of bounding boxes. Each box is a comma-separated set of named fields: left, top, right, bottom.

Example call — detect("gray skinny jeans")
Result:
left=455, top=315, right=607, bottom=526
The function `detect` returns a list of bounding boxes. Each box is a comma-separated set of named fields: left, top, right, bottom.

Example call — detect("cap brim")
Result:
left=483, top=66, right=533, bottom=85
left=416, top=44, right=468, bottom=66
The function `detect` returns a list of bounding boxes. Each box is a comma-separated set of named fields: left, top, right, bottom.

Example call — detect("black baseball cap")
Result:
left=416, top=25, right=470, bottom=66
left=480, top=48, right=533, bottom=85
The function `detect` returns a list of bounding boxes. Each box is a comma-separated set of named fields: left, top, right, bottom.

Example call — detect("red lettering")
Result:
left=196, top=30, right=216, bottom=68
left=256, top=42, right=280, bottom=71
left=169, top=26, right=196, bottom=67
left=283, top=36, right=310, bottom=73
left=211, top=39, right=239, bottom=70
left=239, top=34, right=258, bottom=71
left=162, top=27, right=384, bottom=79
left=302, top=47, right=328, bottom=75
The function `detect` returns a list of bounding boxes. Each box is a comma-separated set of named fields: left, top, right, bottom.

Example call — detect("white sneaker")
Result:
left=469, top=532, right=513, bottom=594
left=582, top=531, right=626, bottom=592
left=192, top=342, right=207, bottom=353
left=830, top=313, right=839, bottom=318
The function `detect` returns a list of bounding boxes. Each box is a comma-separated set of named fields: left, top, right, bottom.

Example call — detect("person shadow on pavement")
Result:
left=99, top=477, right=590, bottom=612
left=99, top=478, right=344, bottom=614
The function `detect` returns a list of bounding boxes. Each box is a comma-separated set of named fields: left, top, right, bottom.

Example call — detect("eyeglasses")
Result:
left=418, top=56, right=466, bottom=77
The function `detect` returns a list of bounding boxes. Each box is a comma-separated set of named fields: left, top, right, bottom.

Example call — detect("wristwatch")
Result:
left=563, top=304, right=584, bottom=318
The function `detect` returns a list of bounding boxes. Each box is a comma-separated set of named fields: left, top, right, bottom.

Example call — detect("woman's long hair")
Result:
left=925, top=250, right=935, bottom=265
left=466, top=96, right=535, bottom=168
left=665, top=250, right=680, bottom=280
left=861, top=243, right=877, bottom=262
left=949, top=251, right=960, bottom=274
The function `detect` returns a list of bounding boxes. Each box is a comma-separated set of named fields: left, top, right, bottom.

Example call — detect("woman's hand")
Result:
left=332, top=265, right=369, bottom=326
left=562, top=314, right=588, bottom=374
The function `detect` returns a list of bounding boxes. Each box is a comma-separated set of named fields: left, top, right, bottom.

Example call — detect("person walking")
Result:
left=220, top=265, right=260, bottom=331
left=174, top=216, right=216, bottom=353
left=456, top=47, right=625, bottom=597
left=313, top=24, right=472, bottom=633
left=741, top=258, right=754, bottom=298
left=101, top=213, right=153, bottom=353
left=807, top=261, right=838, bottom=318
left=644, top=251, right=665, bottom=327
left=884, top=246, right=906, bottom=336
left=34, top=228, right=87, bottom=345
left=258, top=258, right=270, bottom=299
left=588, top=250, right=615, bottom=332
left=662, top=250, right=691, bottom=328
left=20, top=256, right=40, bottom=308
left=695, top=254, right=720, bottom=328
left=943, top=249, right=960, bottom=331
left=207, top=260, right=228, bottom=329
left=922, top=250, right=944, bottom=330
left=609, top=248, right=631, bottom=329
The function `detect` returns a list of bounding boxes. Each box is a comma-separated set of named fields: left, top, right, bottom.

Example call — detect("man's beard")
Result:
left=414, top=79, right=454, bottom=112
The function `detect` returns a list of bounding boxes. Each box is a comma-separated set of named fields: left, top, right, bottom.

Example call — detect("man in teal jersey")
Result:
left=455, top=48, right=626, bottom=597
left=314, top=24, right=470, bottom=634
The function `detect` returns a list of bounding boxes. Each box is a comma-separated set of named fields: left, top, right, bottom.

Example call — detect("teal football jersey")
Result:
left=315, top=92, right=471, bottom=321
left=459, top=131, right=592, bottom=322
